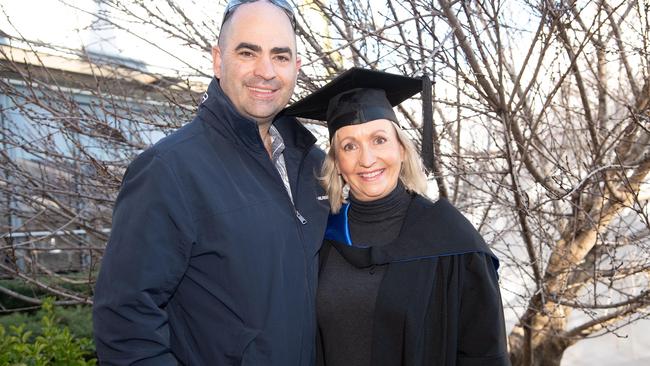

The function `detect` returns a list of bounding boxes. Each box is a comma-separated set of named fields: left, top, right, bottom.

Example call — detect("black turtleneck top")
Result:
left=317, top=182, right=412, bottom=366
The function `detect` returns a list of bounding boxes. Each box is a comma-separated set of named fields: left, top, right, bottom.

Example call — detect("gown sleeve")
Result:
left=457, top=252, right=511, bottom=366
left=93, top=151, right=195, bottom=365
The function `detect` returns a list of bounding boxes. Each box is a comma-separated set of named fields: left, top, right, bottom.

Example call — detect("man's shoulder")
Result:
left=125, top=118, right=206, bottom=172
left=150, top=119, right=204, bottom=155
left=306, top=144, right=326, bottom=162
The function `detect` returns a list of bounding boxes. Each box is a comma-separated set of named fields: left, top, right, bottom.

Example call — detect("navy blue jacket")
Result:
left=93, top=78, right=329, bottom=365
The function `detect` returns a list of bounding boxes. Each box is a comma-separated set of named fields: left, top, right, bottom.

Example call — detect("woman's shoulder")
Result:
left=407, top=194, right=482, bottom=238
left=394, top=194, right=498, bottom=266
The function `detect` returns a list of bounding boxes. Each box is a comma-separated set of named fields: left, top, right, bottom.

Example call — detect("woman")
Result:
left=286, top=68, right=510, bottom=366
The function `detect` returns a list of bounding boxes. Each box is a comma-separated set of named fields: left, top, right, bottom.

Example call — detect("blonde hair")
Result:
left=319, top=121, right=428, bottom=213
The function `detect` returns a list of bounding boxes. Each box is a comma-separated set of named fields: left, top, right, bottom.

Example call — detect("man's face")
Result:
left=212, top=1, right=301, bottom=125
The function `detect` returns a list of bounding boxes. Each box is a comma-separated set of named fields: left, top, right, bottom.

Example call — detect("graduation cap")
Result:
left=284, top=67, right=435, bottom=171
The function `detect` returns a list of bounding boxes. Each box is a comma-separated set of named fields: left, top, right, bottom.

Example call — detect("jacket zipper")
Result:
left=295, top=209, right=307, bottom=225
left=292, top=146, right=315, bottom=364
left=289, top=148, right=308, bottom=225
left=291, top=146, right=311, bottom=229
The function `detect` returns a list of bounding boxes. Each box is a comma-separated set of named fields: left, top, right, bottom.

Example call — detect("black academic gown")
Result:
left=318, top=195, right=510, bottom=366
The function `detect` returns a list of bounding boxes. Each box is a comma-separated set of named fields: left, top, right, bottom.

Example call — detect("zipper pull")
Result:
left=295, top=210, right=307, bottom=225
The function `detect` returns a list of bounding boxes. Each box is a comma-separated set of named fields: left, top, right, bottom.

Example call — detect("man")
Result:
left=92, top=1, right=329, bottom=364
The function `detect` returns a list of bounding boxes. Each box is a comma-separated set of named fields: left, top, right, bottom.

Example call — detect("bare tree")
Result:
left=0, top=17, right=201, bottom=307
left=1, top=0, right=649, bottom=364
left=430, top=0, right=650, bottom=364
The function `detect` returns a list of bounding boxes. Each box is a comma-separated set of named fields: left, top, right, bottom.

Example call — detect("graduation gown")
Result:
left=318, top=195, right=510, bottom=366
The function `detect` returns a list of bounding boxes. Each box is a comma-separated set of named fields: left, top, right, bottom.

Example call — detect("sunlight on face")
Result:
left=334, top=119, right=405, bottom=202
left=212, top=1, right=301, bottom=125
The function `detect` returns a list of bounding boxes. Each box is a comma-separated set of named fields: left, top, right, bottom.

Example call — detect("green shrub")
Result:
left=0, top=304, right=93, bottom=341
left=0, top=298, right=96, bottom=365
left=0, top=276, right=95, bottom=309
left=54, top=305, right=94, bottom=340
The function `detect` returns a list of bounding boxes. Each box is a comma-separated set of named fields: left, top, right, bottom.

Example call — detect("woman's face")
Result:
left=334, top=119, right=405, bottom=202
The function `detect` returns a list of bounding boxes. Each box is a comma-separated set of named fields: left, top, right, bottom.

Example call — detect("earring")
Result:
left=339, top=175, right=350, bottom=200
left=342, top=183, right=350, bottom=200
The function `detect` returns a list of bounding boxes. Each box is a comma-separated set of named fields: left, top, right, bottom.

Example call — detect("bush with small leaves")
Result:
left=0, top=298, right=96, bottom=366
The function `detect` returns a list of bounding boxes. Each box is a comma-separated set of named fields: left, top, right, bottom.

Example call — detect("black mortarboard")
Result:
left=284, top=68, right=422, bottom=139
left=285, top=67, right=435, bottom=172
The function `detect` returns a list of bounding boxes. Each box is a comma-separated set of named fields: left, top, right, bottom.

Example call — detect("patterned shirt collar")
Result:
left=269, top=124, right=293, bottom=203
left=269, top=124, right=285, bottom=162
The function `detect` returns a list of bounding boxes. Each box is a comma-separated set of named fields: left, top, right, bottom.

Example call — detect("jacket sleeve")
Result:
left=93, top=152, right=195, bottom=365
left=457, top=252, right=511, bottom=366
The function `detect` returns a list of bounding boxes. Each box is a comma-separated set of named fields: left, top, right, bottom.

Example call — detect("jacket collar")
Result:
left=198, top=77, right=316, bottom=151
left=274, top=113, right=317, bottom=151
